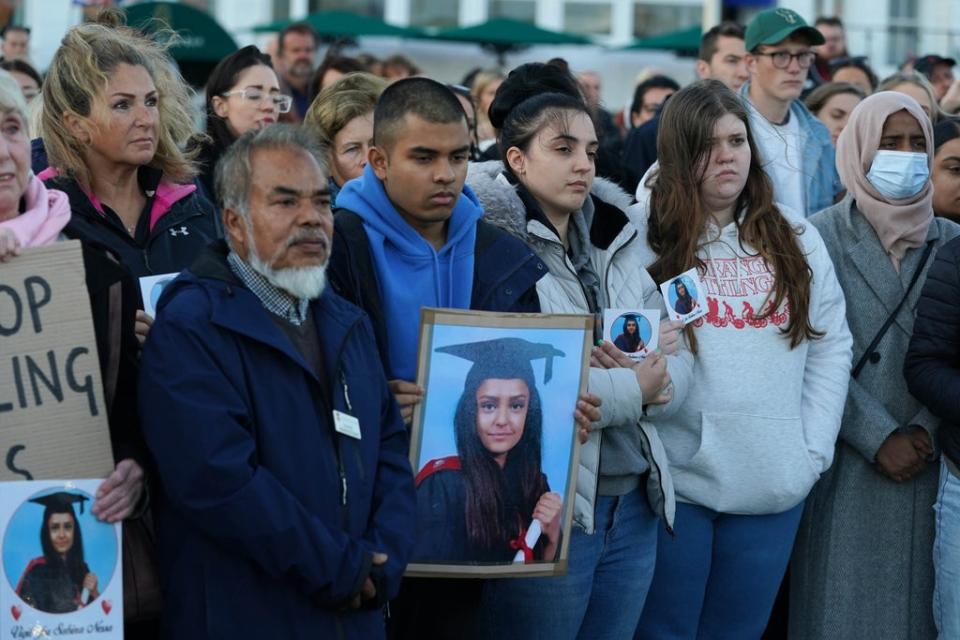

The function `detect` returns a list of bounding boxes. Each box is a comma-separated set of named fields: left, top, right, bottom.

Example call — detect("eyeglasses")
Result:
left=754, top=50, right=816, bottom=69
left=221, top=88, right=292, bottom=113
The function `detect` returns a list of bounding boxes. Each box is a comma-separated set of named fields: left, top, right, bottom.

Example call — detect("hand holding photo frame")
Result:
left=660, top=268, right=708, bottom=325
left=0, top=479, right=123, bottom=639
left=406, top=309, right=592, bottom=578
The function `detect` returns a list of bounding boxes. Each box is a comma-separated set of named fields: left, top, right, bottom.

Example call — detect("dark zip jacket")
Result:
left=42, top=166, right=221, bottom=279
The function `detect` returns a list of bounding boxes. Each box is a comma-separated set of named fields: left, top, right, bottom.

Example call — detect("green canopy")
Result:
left=124, top=1, right=238, bottom=63
left=623, top=25, right=702, bottom=53
left=430, top=18, right=592, bottom=65
left=431, top=18, right=592, bottom=48
left=251, top=11, right=424, bottom=38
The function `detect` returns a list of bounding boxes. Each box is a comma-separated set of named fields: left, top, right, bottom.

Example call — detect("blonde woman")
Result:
left=470, top=70, right=504, bottom=153
left=38, top=10, right=218, bottom=299
left=304, top=72, right=386, bottom=204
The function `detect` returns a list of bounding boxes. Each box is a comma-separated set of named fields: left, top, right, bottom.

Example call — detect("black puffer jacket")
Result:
left=905, top=235, right=960, bottom=466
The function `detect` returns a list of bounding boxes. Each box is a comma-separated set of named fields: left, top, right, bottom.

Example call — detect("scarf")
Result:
left=0, top=175, right=71, bottom=248
left=835, top=91, right=934, bottom=270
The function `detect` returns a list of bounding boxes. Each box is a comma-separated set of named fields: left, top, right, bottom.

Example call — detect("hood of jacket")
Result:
left=334, top=163, right=483, bottom=380
left=467, top=160, right=634, bottom=244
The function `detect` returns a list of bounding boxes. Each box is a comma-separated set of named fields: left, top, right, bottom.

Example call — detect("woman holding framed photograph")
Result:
left=631, top=80, right=852, bottom=639
left=468, top=62, right=690, bottom=640
left=414, top=338, right=564, bottom=564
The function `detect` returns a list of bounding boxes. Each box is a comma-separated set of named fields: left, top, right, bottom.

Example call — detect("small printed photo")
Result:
left=603, top=309, right=660, bottom=359
left=407, top=309, right=591, bottom=578
left=660, top=268, right=708, bottom=325
left=3, top=487, right=118, bottom=615
left=138, top=272, right=179, bottom=318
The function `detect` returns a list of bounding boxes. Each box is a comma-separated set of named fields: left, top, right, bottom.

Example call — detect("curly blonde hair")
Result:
left=40, top=9, right=198, bottom=187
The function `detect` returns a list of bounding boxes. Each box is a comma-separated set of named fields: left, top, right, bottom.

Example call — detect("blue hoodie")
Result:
left=336, top=164, right=483, bottom=381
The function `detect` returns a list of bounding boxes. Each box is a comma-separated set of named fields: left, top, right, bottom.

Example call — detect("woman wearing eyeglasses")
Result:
left=40, top=11, right=220, bottom=342
left=199, top=45, right=292, bottom=199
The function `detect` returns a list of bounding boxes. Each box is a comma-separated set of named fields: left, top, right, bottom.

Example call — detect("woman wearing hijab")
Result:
left=413, top=338, right=564, bottom=565
left=671, top=279, right=697, bottom=316
left=791, top=91, right=960, bottom=640
left=17, top=493, right=97, bottom=614
left=613, top=315, right=645, bottom=354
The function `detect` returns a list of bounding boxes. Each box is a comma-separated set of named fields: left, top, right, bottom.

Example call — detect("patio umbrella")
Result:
left=622, top=25, right=702, bottom=55
left=124, top=1, right=238, bottom=62
left=431, top=18, right=593, bottom=65
left=124, top=1, right=238, bottom=86
left=250, top=10, right=424, bottom=39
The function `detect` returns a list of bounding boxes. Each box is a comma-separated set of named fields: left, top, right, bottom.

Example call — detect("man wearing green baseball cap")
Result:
left=741, top=7, right=842, bottom=216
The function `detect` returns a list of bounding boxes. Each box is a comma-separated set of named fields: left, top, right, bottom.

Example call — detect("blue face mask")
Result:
left=866, top=150, right=930, bottom=200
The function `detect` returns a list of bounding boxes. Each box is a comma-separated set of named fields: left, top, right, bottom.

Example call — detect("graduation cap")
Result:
left=29, top=492, right=89, bottom=515
left=436, top=337, right=566, bottom=392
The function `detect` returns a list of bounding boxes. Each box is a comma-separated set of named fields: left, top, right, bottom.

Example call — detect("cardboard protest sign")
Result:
left=0, top=242, right=114, bottom=482
left=406, top=309, right=592, bottom=578
left=0, top=479, right=122, bottom=639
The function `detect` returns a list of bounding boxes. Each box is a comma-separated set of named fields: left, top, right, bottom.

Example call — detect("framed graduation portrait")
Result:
left=406, top=309, right=592, bottom=578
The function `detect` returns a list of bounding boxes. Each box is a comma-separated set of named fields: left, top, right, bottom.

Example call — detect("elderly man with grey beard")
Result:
left=137, top=124, right=416, bottom=640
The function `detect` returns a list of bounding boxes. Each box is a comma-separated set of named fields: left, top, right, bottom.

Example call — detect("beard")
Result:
left=247, top=228, right=329, bottom=300
left=287, top=59, right=314, bottom=79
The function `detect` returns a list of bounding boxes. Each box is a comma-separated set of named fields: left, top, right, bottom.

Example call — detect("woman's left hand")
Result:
left=533, top=492, right=563, bottom=545
left=93, top=459, right=144, bottom=523
left=575, top=393, right=602, bottom=443
left=591, top=341, right=636, bottom=369
left=0, top=228, right=21, bottom=262
left=657, top=320, right=684, bottom=356
left=135, top=311, right=154, bottom=346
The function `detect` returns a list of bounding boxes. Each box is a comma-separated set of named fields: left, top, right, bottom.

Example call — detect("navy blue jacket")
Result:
left=905, top=235, right=960, bottom=467
left=138, top=244, right=416, bottom=639
left=329, top=212, right=545, bottom=371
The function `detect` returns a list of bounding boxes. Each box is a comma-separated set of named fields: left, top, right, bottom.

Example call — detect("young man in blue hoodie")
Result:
left=329, top=77, right=597, bottom=640
left=330, top=77, right=547, bottom=420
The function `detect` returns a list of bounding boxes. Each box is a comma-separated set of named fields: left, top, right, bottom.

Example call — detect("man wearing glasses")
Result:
left=742, top=8, right=841, bottom=216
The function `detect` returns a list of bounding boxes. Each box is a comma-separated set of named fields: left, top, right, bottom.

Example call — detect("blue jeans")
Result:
left=934, top=459, right=960, bottom=638
left=479, top=486, right=658, bottom=640
left=635, top=501, right=803, bottom=640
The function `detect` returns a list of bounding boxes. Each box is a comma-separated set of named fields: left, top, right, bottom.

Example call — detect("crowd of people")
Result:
left=2, top=5, right=960, bottom=640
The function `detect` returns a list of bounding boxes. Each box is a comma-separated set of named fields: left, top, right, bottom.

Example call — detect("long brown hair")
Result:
left=455, top=377, right=547, bottom=555
left=647, top=79, right=822, bottom=352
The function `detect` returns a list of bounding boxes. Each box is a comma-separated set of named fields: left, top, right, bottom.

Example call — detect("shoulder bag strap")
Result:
left=852, top=240, right=936, bottom=379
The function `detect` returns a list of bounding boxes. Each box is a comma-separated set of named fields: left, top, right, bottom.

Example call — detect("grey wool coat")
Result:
left=790, top=196, right=960, bottom=640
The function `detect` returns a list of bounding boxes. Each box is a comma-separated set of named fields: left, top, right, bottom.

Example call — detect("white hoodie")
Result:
left=631, top=167, right=853, bottom=514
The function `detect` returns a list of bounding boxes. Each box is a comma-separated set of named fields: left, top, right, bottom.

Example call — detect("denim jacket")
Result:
left=740, top=83, right=842, bottom=216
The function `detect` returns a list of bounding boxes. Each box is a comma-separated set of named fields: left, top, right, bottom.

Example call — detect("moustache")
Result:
left=285, top=229, right=329, bottom=252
